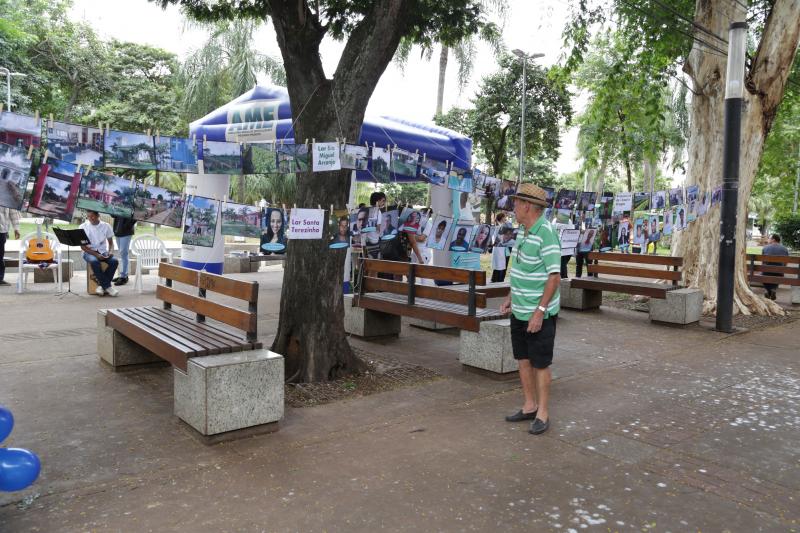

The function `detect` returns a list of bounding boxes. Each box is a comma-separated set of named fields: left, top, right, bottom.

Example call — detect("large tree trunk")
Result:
left=268, top=1, right=410, bottom=381
left=673, top=0, right=800, bottom=316
left=436, top=46, right=449, bottom=116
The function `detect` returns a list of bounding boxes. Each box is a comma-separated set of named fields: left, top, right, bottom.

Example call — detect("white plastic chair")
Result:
left=17, top=232, right=63, bottom=294
left=130, top=235, right=173, bottom=293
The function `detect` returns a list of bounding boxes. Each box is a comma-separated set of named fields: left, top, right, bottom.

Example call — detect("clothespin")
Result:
left=27, top=144, right=33, bottom=159
left=155, top=130, right=160, bottom=141
left=48, top=114, right=54, bottom=128
left=282, top=203, right=286, bottom=212
left=192, top=133, right=196, bottom=143
left=312, top=138, right=316, bottom=145
left=304, top=138, right=309, bottom=146
left=106, top=123, right=110, bottom=135
left=203, top=134, right=207, bottom=143
left=76, top=163, right=82, bottom=174
left=34, top=110, right=39, bottom=122
left=422, top=153, right=427, bottom=162
left=146, top=129, right=151, bottom=137
left=364, top=141, right=369, bottom=149
left=386, top=144, right=390, bottom=151
left=330, top=204, right=334, bottom=215
left=43, top=150, right=49, bottom=164
left=280, top=138, right=284, bottom=146
left=318, top=204, right=322, bottom=211
left=0, top=104, right=4, bottom=113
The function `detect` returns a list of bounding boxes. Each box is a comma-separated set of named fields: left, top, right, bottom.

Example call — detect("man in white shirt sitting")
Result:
left=80, top=210, right=119, bottom=296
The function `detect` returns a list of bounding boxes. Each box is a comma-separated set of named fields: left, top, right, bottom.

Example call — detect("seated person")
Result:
left=80, top=210, right=119, bottom=296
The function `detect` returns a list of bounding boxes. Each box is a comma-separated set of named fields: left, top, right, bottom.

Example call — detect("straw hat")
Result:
left=510, top=183, right=548, bottom=207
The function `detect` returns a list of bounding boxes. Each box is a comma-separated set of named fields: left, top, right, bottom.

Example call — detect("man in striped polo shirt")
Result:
left=499, top=183, right=561, bottom=435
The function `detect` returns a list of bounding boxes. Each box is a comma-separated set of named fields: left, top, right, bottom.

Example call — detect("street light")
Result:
left=512, top=49, right=544, bottom=185
left=716, top=21, right=748, bottom=333
left=0, top=67, right=27, bottom=110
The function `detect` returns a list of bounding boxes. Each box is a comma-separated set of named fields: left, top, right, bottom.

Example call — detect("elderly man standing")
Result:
left=500, top=183, right=561, bottom=435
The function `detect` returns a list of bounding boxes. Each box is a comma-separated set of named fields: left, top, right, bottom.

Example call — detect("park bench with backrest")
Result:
left=746, top=253, right=800, bottom=304
left=97, top=263, right=284, bottom=437
left=564, top=252, right=703, bottom=325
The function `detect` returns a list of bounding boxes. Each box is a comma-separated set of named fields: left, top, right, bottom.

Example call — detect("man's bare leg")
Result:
left=534, top=367, right=552, bottom=422
left=518, top=359, right=538, bottom=413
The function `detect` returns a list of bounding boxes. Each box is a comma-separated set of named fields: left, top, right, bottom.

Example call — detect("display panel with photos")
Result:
left=276, top=143, right=309, bottom=174
left=368, top=146, right=391, bottom=183
left=154, top=136, right=198, bottom=173
left=390, top=148, right=419, bottom=180
left=425, top=214, right=453, bottom=250
left=182, top=195, right=219, bottom=248
left=469, top=223, right=492, bottom=253
left=340, top=144, right=369, bottom=170
left=220, top=202, right=261, bottom=238
left=0, top=111, right=41, bottom=150
left=448, top=223, right=474, bottom=252
left=447, top=167, right=473, bottom=193
left=329, top=209, right=350, bottom=249
left=419, top=158, right=448, bottom=186
left=46, top=121, right=103, bottom=168
left=27, top=159, right=81, bottom=221
left=243, top=143, right=278, bottom=174
left=0, top=142, right=33, bottom=210
left=104, top=129, right=156, bottom=170
left=201, top=140, right=243, bottom=174
left=576, top=191, right=597, bottom=211
left=134, top=185, right=185, bottom=227
left=77, top=171, right=135, bottom=218
left=261, top=207, right=288, bottom=253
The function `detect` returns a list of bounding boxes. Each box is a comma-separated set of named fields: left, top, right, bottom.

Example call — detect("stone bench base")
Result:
left=174, top=349, right=284, bottom=436
left=792, top=286, right=800, bottom=305
left=97, top=310, right=165, bottom=368
left=343, top=294, right=401, bottom=338
left=560, top=278, right=602, bottom=310
left=224, top=255, right=253, bottom=274
left=459, top=319, right=517, bottom=375
left=648, top=288, right=703, bottom=325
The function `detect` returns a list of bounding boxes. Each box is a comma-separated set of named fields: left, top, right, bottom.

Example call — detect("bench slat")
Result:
left=747, top=254, right=800, bottom=264
left=362, top=276, right=487, bottom=308
left=199, top=271, right=259, bottom=302
left=156, top=285, right=257, bottom=333
left=357, top=295, right=482, bottom=331
left=747, top=264, right=800, bottom=275
left=158, top=263, right=200, bottom=286
left=132, top=307, right=237, bottom=353
left=748, top=274, right=800, bottom=286
left=587, top=252, right=683, bottom=267
left=571, top=278, right=672, bottom=298
left=141, top=307, right=252, bottom=346
left=114, top=308, right=212, bottom=355
left=362, top=259, right=485, bottom=285
left=106, top=310, right=194, bottom=371
left=587, top=264, right=683, bottom=281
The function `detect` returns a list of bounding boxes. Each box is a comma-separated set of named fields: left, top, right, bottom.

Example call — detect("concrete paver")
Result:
left=0, top=267, right=797, bottom=531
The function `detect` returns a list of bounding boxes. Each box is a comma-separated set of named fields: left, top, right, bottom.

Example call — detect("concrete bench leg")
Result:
left=97, top=310, right=164, bottom=368
left=559, top=279, right=602, bottom=310
left=173, top=349, right=284, bottom=436
left=459, top=319, right=517, bottom=375
left=343, top=294, right=401, bottom=338
left=792, top=286, right=800, bottom=305
left=648, top=288, right=703, bottom=325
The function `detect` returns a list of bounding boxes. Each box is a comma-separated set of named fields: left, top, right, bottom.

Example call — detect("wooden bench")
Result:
left=97, top=263, right=284, bottom=437
left=747, top=254, right=800, bottom=303
left=566, top=252, right=702, bottom=324
left=352, top=259, right=504, bottom=333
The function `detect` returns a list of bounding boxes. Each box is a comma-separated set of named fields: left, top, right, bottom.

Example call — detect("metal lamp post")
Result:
left=511, top=49, right=544, bottom=185
left=0, top=67, right=27, bottom=110
left=716, top=21, right=748, bottom=333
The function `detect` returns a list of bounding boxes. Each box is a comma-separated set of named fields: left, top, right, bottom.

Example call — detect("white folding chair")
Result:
left=130, top=235, right=173, bottom=293
left=17, top=232, right=63, bottom=294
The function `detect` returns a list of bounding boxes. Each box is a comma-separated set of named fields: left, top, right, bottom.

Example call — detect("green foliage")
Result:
left=377, top=182, right=428, bottom=206
left=774, top=215, right=800, bottom=250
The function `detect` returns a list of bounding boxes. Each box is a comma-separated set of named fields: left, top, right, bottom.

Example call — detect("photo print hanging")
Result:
left=447, top=167, right=473, bottom=193
left=448, top=223, right=474, bottom=252
left=340, top=144, right=370, bottom=171
left=686, top=185, right=699, bottom=221
left=104, top=129, right=156, bottom=171
left=0, top=142, right=33, bottom=210
left=312, top=142, right=341, bottom=173
left=469, top=223, right=492, bottom=253
left=379, top=205, right=400, bottom=241
left=369, top=146, right=391, bottom=183
left=496, top=179, right=517, bottom=211
left=613, top=191, right=633, bottom=213
left=221, top=201, right=262, bottom=238
left=328, top=209, right=350, bottom=249
left=242, top=143, right=279, bottom=174
left=675, top=206, right=687, bottom=230
left=425, top=214, right=453, bottom=251
left=349, top=206, right=370, bottom=249
left=711, top=186, right=722, bottom=206
left=542, top=186, right=556, bottom=208
left=698, top=191, right=711, bottom=216
left=651, top=190, right=667, bottom=210
left=554, top=189, right=577, bottom=210
left=648, top=215, right=661, bottom=243
left=27, top=158, right=81, bottom=221
left=663, top=208, right=673, bottom=235
left=633, top=192, right=650, bottom=212
left=201, top=139, right=243, bottom=174
left=576, top=191, right=597, bottom=212
left=134, top=184, right=185, bottom=227
left=154, top=135, right=198, bottom=173
left=669, top=187, right=684, bottom=207
left=0, top=111, right=41, bottom=150
left=390, top=148, right=419, bottom=180
left=419, top=158, right=448, bottom=186
left=182, top=195, right=219, bottom=248
left=480, top=176, right=500, bottom=198
left=261, top=207, right=288, bottom=253
left=398, top=207, right=428, bottom=234
left=46, top=121, right=103, bottom=168
left=77, top=171, right=135, bottom=218
left=597, top=191, right=614, bottom=219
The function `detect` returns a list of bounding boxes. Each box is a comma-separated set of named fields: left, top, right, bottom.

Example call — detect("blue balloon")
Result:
left=0, top=406, right=13, bottom=443
left=0, top=448, right=41, bottom=492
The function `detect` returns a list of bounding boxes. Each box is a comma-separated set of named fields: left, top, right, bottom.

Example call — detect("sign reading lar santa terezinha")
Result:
left=312, top=142, right=341, bottom=172
left=288, top=208, right=325, bottom=239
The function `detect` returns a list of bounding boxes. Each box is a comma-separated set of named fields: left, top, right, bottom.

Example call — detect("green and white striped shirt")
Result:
left=510, top=215, right=561, bottom=320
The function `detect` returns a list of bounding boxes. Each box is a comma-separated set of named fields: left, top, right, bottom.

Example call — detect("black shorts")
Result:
left=510, top=314, right=557, bottom=369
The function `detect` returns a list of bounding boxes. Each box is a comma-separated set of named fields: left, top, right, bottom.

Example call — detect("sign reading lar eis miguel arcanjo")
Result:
left=288, top=208, right=325, bottom=239
left=312, top=142, right=341, bottom=172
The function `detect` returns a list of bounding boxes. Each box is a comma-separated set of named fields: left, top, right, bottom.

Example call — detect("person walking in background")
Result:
left=762, top=233, right=789, bottom=300
left=491, top=212, right=513, bottom=282
left=0, top=208, right=20, bottom=286
left=575, top=228, right=595, bottom=277
left=500, top=183, right=561, bottom=436
left=111, top=215, right=136, bottom=286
